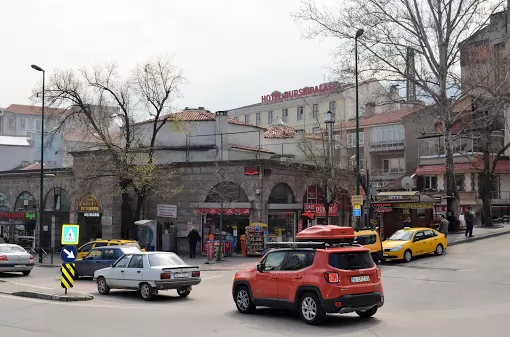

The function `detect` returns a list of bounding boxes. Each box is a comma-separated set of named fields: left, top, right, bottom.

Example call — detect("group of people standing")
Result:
left=438, top=207, right=476, bottom=238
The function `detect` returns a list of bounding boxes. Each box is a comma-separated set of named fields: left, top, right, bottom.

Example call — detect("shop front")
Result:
left=266, top=182, right=300, bottom=243
left=77, top=193, right=103, bottom=245
left=302, top=203, right=339, bottom=227
left=1, top=192, right=38, bottom=249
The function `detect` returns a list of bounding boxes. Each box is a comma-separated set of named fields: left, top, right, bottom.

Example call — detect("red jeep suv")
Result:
left=232, top=226, right=384, bottom=325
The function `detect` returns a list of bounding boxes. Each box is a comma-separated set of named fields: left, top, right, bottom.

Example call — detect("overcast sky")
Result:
left=0, top=0, right=337, bottom=112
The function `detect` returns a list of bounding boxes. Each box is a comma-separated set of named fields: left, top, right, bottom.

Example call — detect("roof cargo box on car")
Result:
left=296, top=226, right=355, bottom=244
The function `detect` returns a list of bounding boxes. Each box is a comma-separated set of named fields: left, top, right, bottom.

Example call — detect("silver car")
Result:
left=0, top=244, right=35, bottom=276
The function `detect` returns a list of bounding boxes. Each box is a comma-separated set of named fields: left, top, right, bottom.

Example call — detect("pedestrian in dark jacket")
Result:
left=187, top=228, right=201, bottom=258
left=446, top=212, right=458, bottom=232
left=464, top=207, right=475, bottom=237
left=439, top=215, right=449, bottom=238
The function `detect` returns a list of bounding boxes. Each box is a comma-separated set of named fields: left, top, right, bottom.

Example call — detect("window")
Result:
left=283, top=251, right=314, bottom=271
left=414, top=231, right=425, bottom=241
left=382, top=158, right=404, bottom=173
left=329, top=101, right=336, bottom=114
left=244, top=115, right=250, bottom=123
left=388, top=230, right=413, bottom=241
left=268, top=111, right=273, bottom=124
left=262, top=251, right=286, bottom=271
left=148, top=253, right=186, bottom=267
left=78, top=243, right=93, bottom=253
left=27, top=132, right=32, bottom=138
left=282, top=109, right=288, bottom=122
left=0, top=245, right=26, bottom=253
left=328, top=252, right=374, bottom=270
left=424, top=230, right=437, bottom=239
left=312, top=104, right=319, bottom=118
left=28, top=118, right=33, bottom=130
left=371, top=124, right=404, bottom=144
left=424, top=176, right=437, bottom=190
left=114, top=255, right=131, bottom=268
left=256, top=113, right=261, bottom=126
left=419, top=137, right=443, bottom=157
left=8, top=118, right=15, bottom=130
left=95, top=243, right=108, bottom=248
left=20, top=118, right=26, bottom=130
left=355, top=235, right=376, bottom=245
left=128, top=255, right=144, bottom=268
left=455, top=174, right=465, bottom=191
left=85, top=249, right=102, bottom=260
left=102, top=249, right=119, bottom=260
left=35, top=119, right=41, bottom=130
left=347, top=132, right=364, bottom=147
left=297, top=106, right=304, bottom=121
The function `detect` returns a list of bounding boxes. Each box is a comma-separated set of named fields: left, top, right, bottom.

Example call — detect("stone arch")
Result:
left=0, top=192, right=10, bottom=212
left=14, top=191, right=37, bottom=212
left=205, top=182, right=249, bottom=203
left=268, top=182, right=296, bottom=204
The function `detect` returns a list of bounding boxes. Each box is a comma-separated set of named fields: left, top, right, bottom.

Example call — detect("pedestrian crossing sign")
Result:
left=61, top=224, right=80, bottom=245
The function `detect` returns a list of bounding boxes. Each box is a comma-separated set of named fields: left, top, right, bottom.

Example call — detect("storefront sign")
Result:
left=198, top=208, right=250, bottom=216
left=304, top=203, right=338, bottom=217
left=83, top=212, right=101, bottom=217
left=261, top=82, right=336, bottom=103
left=157, top=204, right=177, bottom=218
left=373, top=203, right=393, bottom=213
left=78, top=194, right=102, bottom=212
left=435, top=205, right=467, bottom=213
left=0, top=212, right=36, bottom=220
left=393, top=203, right=434, bottom=209
left=377, top=194, right=414, bottom=201
left=244, top=166, right=260, bottom=176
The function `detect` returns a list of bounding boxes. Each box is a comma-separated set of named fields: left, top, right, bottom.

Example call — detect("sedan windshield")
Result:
left=387, top=230, right=413, bottom=241
left=148, top=253, right=186, bottom=267
left=0, top=245, right=26, bottom=253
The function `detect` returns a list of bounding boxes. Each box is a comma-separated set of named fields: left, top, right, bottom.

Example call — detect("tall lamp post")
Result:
left=324, top=110, right=336, bottom=225
left=31, top=64, right=45, bottom=263
left=355, top=28, right=364, bottom=230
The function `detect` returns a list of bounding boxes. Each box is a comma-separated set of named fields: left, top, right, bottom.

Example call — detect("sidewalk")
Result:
left=0, top=280, right=93, bottom=302
left=447, top=224, right=510, bottom=246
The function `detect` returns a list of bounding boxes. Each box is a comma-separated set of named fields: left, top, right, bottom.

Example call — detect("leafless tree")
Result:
left=294, top=0, right=504, bottom=219
left=37, top=56, right=185, bottom=239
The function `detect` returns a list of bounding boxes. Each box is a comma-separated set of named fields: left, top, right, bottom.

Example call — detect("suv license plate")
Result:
left=174, top=273, right=189, bottom=278
left=351, top=276, right=370, bottom=283
left=14, top=265, right=26, bottom=268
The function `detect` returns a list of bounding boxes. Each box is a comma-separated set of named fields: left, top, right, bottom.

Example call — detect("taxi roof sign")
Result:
left=296, top=225, right=355, bottom=243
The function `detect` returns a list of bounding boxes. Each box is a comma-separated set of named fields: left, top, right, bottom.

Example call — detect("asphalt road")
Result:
left=2, top=236, right=510, bottom=336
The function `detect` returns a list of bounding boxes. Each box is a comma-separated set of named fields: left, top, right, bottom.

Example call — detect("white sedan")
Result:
left=93, top=251, right=201, bottom=301
left=0, top=244, right=34, bottom=276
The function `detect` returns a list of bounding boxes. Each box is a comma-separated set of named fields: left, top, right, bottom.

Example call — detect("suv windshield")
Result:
left=387, top=230, right=413, bottom=241
left=148, top=253, right=185, bottom=267
left=328, top=252, right=374, bottom=270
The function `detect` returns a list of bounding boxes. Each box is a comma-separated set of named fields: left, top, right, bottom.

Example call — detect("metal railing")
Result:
left=478, top=191, right=510, bottom=200
left=369, top=140, right=405, bottom=151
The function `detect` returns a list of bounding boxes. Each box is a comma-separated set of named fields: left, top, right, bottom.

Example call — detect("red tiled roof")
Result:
left=21, top=162, right=42, bottom=170
left=5, top=104, right=66, bottom=116
left=415, top=160, right=510, bottom=175
left=335, top=107, right=420, bottom=130
left=264, top=125, right=296, bottom=138
left=230, top=145, right=275, bottom=154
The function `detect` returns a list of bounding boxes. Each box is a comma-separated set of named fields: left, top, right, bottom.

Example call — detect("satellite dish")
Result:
left=401, top=176, right=414, bottom=191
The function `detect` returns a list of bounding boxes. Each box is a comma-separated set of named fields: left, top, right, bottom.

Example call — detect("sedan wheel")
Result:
left=177, top=288, right=191, bottom=297
left=140, top=283, right=154, bottom=301
left=22, top=270, right=31, bottom=276
left=97, top=277, right=110, bottom=295
left=403, top=250, right=412, bottom=262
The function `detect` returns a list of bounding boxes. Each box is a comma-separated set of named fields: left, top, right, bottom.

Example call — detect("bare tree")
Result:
left=39, top=56, right=185, bottom=239
left=294, top=0, right=504, bottom=219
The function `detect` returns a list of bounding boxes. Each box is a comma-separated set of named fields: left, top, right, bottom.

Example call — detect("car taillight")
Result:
left=0, top=255, right=7, bottom=261
left=324, top=272, right=339, bottom=283
left=376, top=268, right=381, bottom=279
left=192, top=271, right=200, bottom=277
left=29, top=254, right=34, bottom=260
left=160, top=273, right=171, bottom=280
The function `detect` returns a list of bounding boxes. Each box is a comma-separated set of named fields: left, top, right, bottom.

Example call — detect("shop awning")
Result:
left=376, top=191, right=419, bottom=197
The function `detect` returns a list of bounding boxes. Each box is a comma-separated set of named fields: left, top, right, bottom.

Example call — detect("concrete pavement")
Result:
left=2, top=235, right=510, bottom=336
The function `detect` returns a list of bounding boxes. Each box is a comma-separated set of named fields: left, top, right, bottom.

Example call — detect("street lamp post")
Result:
left=31, top=64, right=45, bottom=263
left=324, top=110, right=336, bottom=225
left=355, top=28, right=364, bottom=230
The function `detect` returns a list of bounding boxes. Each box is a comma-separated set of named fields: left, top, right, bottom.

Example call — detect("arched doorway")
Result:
left=77, top=193, right=103, bottom=246
left=10, top=192, right=38, bottom=249
left=267, top=183, right=299, bottom=242
left=199, top=182, right=250, bottom=255
left=44, top=188, right=71, bottom=250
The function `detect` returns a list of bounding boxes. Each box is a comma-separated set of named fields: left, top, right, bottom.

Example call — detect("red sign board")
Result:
left=261, top=82, right=336, bottom=103
left=0, top=212, right=36, bottom=220
left=373, top=203, right=393, bottom=213
left=304, top=204, right=338, bottom=217
left=198, top=208, right=250, bottom=216
left=244, top=166, right=260, bottom=176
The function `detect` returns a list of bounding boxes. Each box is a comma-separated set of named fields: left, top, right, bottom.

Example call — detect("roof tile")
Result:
left=335, top=107, right=420, bottom=130
left=5, top=104, right=66, bottom=116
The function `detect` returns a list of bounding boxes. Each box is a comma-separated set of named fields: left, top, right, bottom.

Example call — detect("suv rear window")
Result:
left=328, top=252, right=374, bottom=270
left=355, top=235, right=376, bottom=245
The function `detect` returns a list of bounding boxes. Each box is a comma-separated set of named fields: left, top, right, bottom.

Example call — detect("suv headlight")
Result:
left=390, top=246, right=402, bottom=252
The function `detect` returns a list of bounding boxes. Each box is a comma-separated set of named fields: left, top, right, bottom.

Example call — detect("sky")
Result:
left=0, top=0, right=338, bottom=112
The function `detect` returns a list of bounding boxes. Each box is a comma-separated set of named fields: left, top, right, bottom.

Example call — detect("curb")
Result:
left=11, top=291, right=94, bottom=302
left=448, top=230, right=510, bottom=247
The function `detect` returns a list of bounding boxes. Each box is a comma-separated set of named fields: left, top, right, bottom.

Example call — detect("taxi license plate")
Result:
left=174, top=272, right=189, bottom=278
left=383, top=254, right=388, bottom=257
left=351, top=276, right=370, bottom=283
left=14, top=265, right=26, bottom=268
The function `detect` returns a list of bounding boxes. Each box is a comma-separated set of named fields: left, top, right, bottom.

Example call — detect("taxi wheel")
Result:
left=434, top=244, right=444, bottom=256
left=403, top=250, right=412, bottom=262
left=356, top=306, right=378, bottom=318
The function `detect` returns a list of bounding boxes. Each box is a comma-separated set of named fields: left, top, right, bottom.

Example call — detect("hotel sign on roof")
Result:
left=261, top=82, right=336, bottom=104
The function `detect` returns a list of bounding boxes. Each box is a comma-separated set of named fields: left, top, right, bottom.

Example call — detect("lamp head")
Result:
left=31, top=64, right=44, bottom=72
left=355, top=29, right=364, bottom=39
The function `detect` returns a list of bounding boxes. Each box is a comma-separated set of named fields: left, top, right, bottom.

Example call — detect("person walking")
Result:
left=439, top=214, right=449, bottom=238
left=446, top=211, right=458, bottom=232
left=464, top=207, right=475, bottom=237
left=187, top=227, right=201, bottom=258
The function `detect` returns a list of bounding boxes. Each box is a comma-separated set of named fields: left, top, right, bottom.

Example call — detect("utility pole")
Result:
left=355, top=28, right=364, bottom=230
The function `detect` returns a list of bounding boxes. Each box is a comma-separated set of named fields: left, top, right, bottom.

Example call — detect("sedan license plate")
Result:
left=351, top=276, right=370, bottom=283
left=14, top=265, right=26, bottom=268
left=173, top=272, right=189, bottom=278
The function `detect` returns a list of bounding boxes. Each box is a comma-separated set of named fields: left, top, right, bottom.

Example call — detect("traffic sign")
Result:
left=60, top=263, right=76, bottom=291
left=60, top=245, right=78, bottom=263
left=351, top=195, right=364, bottom=206
left=61, top=224, right=79, bottom=245
left=353, top=204, right=361, bottom=210
left=353, top=206, right=362, bottom=217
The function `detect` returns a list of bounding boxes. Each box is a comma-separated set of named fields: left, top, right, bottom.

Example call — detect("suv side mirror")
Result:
left=256, top=263, right=264, bottom=273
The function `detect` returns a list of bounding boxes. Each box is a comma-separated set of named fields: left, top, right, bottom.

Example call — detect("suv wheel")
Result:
left=235, top=286, right=255, bottom=314
left=403, top=250, right=412, bottom=262
left=299, top=292, right=326, bottom=325
left=434, top=244, right=444, bottom=256
left=356, top=306, right=378, bottom=318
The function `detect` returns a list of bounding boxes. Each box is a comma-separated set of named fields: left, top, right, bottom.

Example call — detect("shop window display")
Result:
left=267, top=213, right=295, bottom=242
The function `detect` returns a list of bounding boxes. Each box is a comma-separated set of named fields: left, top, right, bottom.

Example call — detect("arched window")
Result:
left=268, top=183, right=296, bottom=204
left=0, top=192, right=10, bottom=211
left=14, top=192, right=37, bottom=212
left=44, top=188, right=71, bottom=212
left=205, top=182, right=248, bottom=203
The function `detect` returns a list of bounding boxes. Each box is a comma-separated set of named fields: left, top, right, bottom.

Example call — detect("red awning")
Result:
left=415, top=160, right=510, bottom=175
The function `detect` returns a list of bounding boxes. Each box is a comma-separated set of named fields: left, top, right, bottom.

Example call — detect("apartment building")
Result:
left=227, top=80, right=401, bottom=133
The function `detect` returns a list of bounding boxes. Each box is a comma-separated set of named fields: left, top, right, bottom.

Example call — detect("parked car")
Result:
left=74, top=246, right=141, bottom=278
left=77, top=239, right=143, bottom=259
left=355, top=229, right=383, bottom=263
left=94, top=252, right=201, bottom=301
left=0, top=244, right=35, bottom=276
left=382, top=227, right=447, bottom=262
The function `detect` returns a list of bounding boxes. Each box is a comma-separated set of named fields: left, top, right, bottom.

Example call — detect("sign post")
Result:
left=351, top=195, right=363, bottom=218
left=60, top=263, right=76, bottom=294
left=61, top=224, right=80, bottom=245
left=60, top=245, right=77, bottom=264
left=353, top=205, right=362, bottom=217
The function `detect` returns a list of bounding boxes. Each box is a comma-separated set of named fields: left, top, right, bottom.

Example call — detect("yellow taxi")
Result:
left=355, top=229, right=383, bottom=263
left=76, top=239, right=142, bottom=259
left=382, top=227, right=447, bottom=262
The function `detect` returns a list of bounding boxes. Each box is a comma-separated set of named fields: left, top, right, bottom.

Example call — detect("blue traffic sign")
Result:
left=353, top=209, right=362, bottom=217
left=60, top=245, right=78, bottom=263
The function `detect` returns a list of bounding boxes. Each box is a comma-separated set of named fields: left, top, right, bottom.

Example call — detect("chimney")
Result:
left=365, top=102, right=376, bottom=117
left=198, top=107, right=205, bottom=110
left=215, top=111, right=229, bottom=160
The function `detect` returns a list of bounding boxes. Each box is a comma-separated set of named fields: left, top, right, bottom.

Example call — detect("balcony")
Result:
left=478, top=191, right=510, bottom=201
left=370, top=140, right=404, bottom=152
left=419, top=134, right=505, bottom=159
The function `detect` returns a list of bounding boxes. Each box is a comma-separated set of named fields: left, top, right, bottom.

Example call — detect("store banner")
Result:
left=434, top=205, right=466, bottom=213
left=304, top=204, right=338, bottom=216
left=198, top=208, right=250, bottom=215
